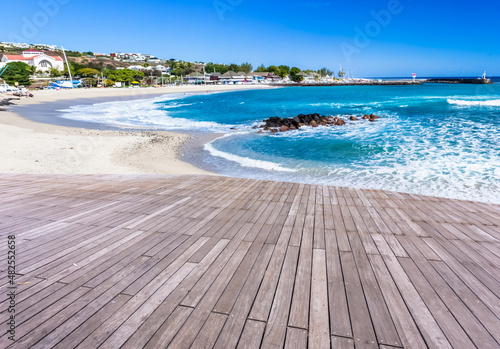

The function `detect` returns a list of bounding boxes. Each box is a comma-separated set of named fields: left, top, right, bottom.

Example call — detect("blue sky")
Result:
left=1, top=0, right=498, bottom=77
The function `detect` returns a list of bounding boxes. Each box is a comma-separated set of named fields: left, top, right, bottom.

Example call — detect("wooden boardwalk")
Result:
left=0, top=174, right=499, bottom=349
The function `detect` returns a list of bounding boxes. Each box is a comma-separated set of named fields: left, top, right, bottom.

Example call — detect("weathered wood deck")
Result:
left=0, top=174, right=499, bottom=349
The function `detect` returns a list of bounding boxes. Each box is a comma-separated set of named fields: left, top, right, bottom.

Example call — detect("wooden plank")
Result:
left=346, top=205, right=379, bottom=254
left=331, top=336, right=355, bottom=349
left=423, top=237, right=500, bottom=314
left=314, top=203, right=326, bottom=249
left=143, top=306, right=193, bottom=349
left=399, top=258, right=493, bottom=348
left=340, top=252, right=378, bottom=349
left=189, top=312, right=227, bottom=349
left=324, top=229, right=352, bottom=338
left=53, top=293, right=132, bottom=349
left=139, top=240, right=231, bottom=349
left=260, top=246, right=299, bottom=348
left=289, top=202, right=307, bottom=247
left=288, top=208, right=314, bottom=329
left=430, top=260, right=500, bottom=344
left=236, top=320, right=266, bottom=349
left=101, top=262, right=198, bottom=348
left=368, top=254, right=425, bottom=348
left=330, top=205, right=351, bottom=252
left=371, top=237, right=453, bottom=349
left=437, top=239, right=500, bottom=297
left=74, top=237, right=210, bottom=349
left=214, top=244, right=274, bottom=349
left=348, top=232, right=401, bottom=346
left=248, top=221, right=294, bottom=322
left=166, top=241, right=252, bottom=348
left=213, top=223, right=272, bottom=314
left=308, top=249, right=330, bottom=349
left=284, top=327, right=308, bottom=349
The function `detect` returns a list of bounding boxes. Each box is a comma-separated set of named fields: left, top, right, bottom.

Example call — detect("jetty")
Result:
left=425, top=78, right=493, bottom=84
left=1, top=174, right=499, bottom=348
left=273, top=80, right=423, bottom=87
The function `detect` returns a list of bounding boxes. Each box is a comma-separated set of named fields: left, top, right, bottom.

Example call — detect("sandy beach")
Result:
left=0, top=85, right=271, bottom=175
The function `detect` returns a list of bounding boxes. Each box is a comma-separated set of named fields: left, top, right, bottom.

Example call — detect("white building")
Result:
left=1, top=42, right=31, bottom=49
left=128, top=65, right=153, bottom=71
left=0, top=49, right=64, bottom=72
left=35, top=44, right=58, bottom=51
left=155, top=65, right=170, bottom=73
left=296, top=72, right=319, bottom=83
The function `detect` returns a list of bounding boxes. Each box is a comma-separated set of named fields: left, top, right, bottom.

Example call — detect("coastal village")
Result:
left=0, top=41, right=362, bottom=91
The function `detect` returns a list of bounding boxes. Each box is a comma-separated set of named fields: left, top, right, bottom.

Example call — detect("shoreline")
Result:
left=0, top=85, right=272, bottom=175
left=2, top=84, right=497, bottom=205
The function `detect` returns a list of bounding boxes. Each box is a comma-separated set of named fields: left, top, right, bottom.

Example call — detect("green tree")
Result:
left=1, top=62, right=32, bottom=85
left=107, top=69, right=144, bottom=82
left=205, top=63, right=229, bottom=74
left=277, top=65, right=290, bottom=78
left=255, top=64, right=267, bottom=72
left=240, top=62, right=253, bottom=73
left=77, top=68, right=100, bottom=77
left=49, top=68, right=62, bottom=78
left=228, top=63, right=240, bottom=72
left=267, top=65, right=280, bottom=75
left=62, top=64, right=76, bottom=78
left=290, top=67, right=303, bottom=82
left=318, top=67, right=334, bottom=77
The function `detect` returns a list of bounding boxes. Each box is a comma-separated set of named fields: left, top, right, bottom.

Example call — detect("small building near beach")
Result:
left=248, top=72, right=281, bottom=83
left=296, top=71, right=319, bottom=82
left=0, top=49, right=64, bottom=72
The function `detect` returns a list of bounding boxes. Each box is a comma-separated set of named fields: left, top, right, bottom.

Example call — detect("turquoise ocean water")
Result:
left=59, top=79, right=500, bottom=203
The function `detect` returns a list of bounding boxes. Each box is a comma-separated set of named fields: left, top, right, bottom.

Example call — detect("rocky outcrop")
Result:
left=260, top=113, right=380, bottom=132
left=362, top=114, right=380, bottom=122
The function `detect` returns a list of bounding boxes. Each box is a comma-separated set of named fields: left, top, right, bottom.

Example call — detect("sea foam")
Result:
left=57, top=94, right=230, bottom=132
left=448, top=99, right=500, bottom=107
left=204, top=135, right=296, bottom=173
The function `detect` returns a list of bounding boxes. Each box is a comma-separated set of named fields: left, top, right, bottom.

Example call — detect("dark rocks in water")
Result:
left=261, top=113, right=380, bottom=132
left=264, top=116, right=300, bottom=130
left=363, top=114, right=379, bottom=122
left=332, top=117, right=346, bottom=126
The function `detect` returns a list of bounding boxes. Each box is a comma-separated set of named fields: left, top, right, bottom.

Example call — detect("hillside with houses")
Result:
left=0, top=41, right=341, bottom=89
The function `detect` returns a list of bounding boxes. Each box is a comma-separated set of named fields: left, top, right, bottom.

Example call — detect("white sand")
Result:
left=0, top=85, right=271, bottom=175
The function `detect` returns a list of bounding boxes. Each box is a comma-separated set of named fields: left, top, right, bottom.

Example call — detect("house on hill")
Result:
left=155, top=65, right=171, bottom=74
left=0, top=49, right=64, bottom=72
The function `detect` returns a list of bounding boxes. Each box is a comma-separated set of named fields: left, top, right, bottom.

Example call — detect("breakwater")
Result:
left=425, top=78, right=493, bottom=84
left=272, top=80, right=423, bottom=87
